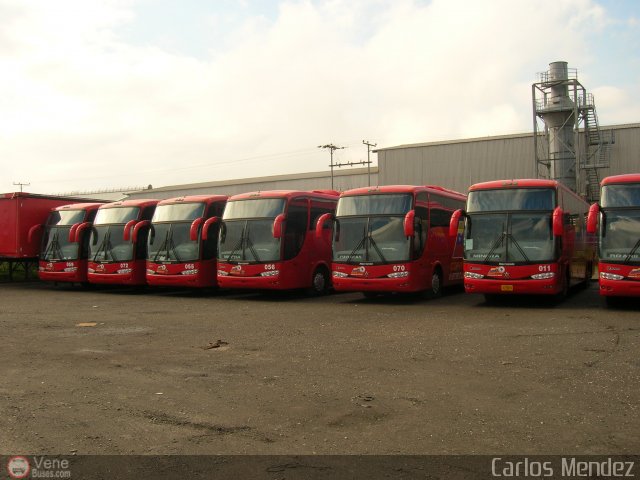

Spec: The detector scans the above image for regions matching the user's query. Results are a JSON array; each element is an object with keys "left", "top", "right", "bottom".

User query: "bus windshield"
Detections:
[
  {"left": 333, "top": 216, "right": 410, "bottom": 264},
  {"left": 89, "top": 225, "right": 133, "bottom": 262},
  {"left": 46, "top": 210, "right": 85, "bottom": 226},
  {"left": 218, "top": 219, "right": 281, "bottom": 262},
  {"left": 464, "top": 212, "right": 554, "bottom": 263},
  {"left": 148, "top": 223, "right": 199, "bottom": 262},
  {"left": 40, "top": 226, "right": 79, "bottom": 261},
  {"left": 601, "top": 185, "right": 640, "bottom": 208},
  {"left": 94, "top": 207, "right": 140, "bottom": 225},
  {"left": 336, "top": 194, "right": 412, "bottom": 216},
  {"left": 152, "top": 203, "right": 205, "bottom": 222},
  {"left": 467, "top": 188, "right": 555, "bottom": 212},
  {"left": 600, "top": 210, "right": 640, "bottom": 263},
  {"left": 223, "top": 199, "right": 285, "bottom": 220}
]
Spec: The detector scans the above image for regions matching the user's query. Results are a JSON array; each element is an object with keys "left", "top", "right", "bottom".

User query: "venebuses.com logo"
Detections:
[
  {"left": 6, "top": 456, "right": 71, "bottom": 479},
  {"left": 7, "top": 457, "right": 30, "bottom": 479}
]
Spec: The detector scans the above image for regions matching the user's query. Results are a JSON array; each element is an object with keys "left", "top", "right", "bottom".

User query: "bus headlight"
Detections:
[
  {"left": 600, "top": 272, "right": 623, "bottom": 280},
  {"left": 217, "top": 270, "right": 229, "bottom": 276},
  {"left": 387, "top": 271, "right": 409, "bottom": 278},
  {"left": 181, "top": 269, "right": 199, "bottom": 275},
  {"left": 117, "top": 268, "right": 133, "bottom": 274},
  {"left": 531, "top": 272, "right": 555, "bottom": 280},
  {"left": 146, "top": 269, "right": 155, "bottom": 275},
  {"left": 464, "top": 272, "right": 484, "bottom": 279},
  {"left": 332, "top": 271, "right": 348, "bottom": 278},
  {"left": 260, "top": 270, "right": 279, "bottom": 277},
  {"left": 63, "top": 267, "right": 78, "bottom": 272}
]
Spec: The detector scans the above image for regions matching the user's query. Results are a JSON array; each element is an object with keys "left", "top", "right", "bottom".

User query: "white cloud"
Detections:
[{"left": 0, "top": 0, "right": 637, "bottom": 193}]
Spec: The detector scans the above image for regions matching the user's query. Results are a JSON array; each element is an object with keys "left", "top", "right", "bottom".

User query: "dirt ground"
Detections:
[{"left": 0, "top": 281, "right": 638, "bottom": 455}]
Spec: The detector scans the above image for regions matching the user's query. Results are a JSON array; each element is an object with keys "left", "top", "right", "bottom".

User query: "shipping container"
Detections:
[{"left": 0, "top": 192, "right": 106, "bottom": 259}]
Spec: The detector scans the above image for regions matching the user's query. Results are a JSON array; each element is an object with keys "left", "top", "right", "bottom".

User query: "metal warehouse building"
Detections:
[
  {"left": 376, "top": 123, "right": 640, "bottom": 194},
  {"left": 125, "top": 123, "right": 638, "bottom": 200}
]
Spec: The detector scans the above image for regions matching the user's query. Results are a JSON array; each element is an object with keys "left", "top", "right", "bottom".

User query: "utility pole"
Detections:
[
  {"left": 13, "top": 181, "right": 30, "bottom": 192},
  {"left": 318, "top": 144, "right": 345, "bottom": 190},
  {"left": 362, "top": 140, "right": 377, "bottom": 187}
]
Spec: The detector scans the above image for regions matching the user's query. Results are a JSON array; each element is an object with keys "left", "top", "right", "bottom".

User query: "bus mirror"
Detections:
[
  {"left": 132, "top": 220, "right": 151, "bottom": 243},
  {"left": 315, "top": 213, "right": 333, "bottom": 241},
  {"left": 201, "top": 217, "right": 220, "bottom": 241},
  {"left": 123, "top": 220, "right": 137, "bottom": 242},
  {"left": 553, "top": 207, "right": 564, "bottom": 237},
  {"left": 69, "top": 223, "right": 81, "bottom": 242},
  {"left": 28, "top": 224, "right": 43, "bottom": 244},
  {"left": 273, "top": 214, "right": 285, "bottom": 239},
  {"left": 403, "top": 210, "right": 415, "bottom": 237},
  {"left": 449, "top": 209, "right": 464, "bottom": 238},
  {"left": 71, "top": 222, "right": 92, "bottom": 243},
  {"left": 586, "top": 204, "right": 599, "bottom": 234},
  {"left": 190, "top": 217, "right": 204, "bottom": 241},
  {"left": 148, "top": 225, "right": 156, "bottom": 245}
]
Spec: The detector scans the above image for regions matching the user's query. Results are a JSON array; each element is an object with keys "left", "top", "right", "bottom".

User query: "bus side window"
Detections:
[
  {"left": 414, "top": 206, "right": 428, "bottom": 257},
  {"left": 429, "top": 209, "right": 450, "bottom": 228},
  {"left": 135, "top": 224, "right": 151, "bottom": 260},
  {"left": 283, "top": 199, "right": 308, "bottom": 260},
  {"left": 309, "top": 200, "right": 336, "bottom": 231}
]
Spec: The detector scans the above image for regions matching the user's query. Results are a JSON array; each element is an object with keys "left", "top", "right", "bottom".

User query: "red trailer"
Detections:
[
  {"left": 0, "top": 192, "right": 102, "bottom": 280},
  {"left": 38, "top": 203, "right": 105, "bottom": 284}
]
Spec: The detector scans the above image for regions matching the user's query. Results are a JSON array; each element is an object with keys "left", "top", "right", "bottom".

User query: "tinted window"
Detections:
[
  {"left": 467, "top": 189, "right": 555, "bottom": 212},
  {"left": 153, "top": 203, "right": 205, "bottom": 222},
  {"left": 223, "top": 199, "right": 286, "bottom": 219},
  {"left": 601, "top": 184, "right": 640, "bottom": 208},
  {"left": 46, "top": 210, "right": 85, "bottom": 226},
  {"left": 336, "top": 194, "right": 412, "bottom": 216},
  {"left": 283, "top": 199, "right": 308, "bottom": 260}
]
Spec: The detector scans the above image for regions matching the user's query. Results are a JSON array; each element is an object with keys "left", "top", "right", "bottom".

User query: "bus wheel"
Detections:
[
  {"left": 428, "top": 268, "right": 443, "bottom": 299},
  {"left": 308, "top": 267, "right": 329, "bottom": 296}
]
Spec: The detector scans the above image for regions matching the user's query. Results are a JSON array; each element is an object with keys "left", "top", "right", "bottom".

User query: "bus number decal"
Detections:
[
  {"left": 393, "top": 265, "right": 405, "bottom": 272},
  {"left": 265, "top": 264, "right": 276, "bottom": 270},
  {"left": 538, "top": 265, "right": 551, "bottom": 272}
]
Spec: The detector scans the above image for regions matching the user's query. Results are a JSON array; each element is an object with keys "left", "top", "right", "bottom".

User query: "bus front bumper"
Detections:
[
  {"left": 464, "top": 278, "right": 560, "bottom": 295},
  {"left": 599, "top": 278, "right": 640, "bottom": 297},
  {"left": 332, "top": 276, "right": 417, "bottom": 293}
]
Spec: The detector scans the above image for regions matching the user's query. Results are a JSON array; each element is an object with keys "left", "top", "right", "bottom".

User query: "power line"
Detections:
[
  {"left": 362, "top": 140, "right": 377, "bottom": 187},
  {"left": 317, "top": 144, "right": 345, "bottom": 190},
  {"left": 13, "top": 181, "right": 30, "bottom": 192}
]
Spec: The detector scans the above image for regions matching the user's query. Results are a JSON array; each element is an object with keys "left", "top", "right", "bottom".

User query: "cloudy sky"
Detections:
[{"left": 1, "top": 0, "right": 638, "bottom": 194}]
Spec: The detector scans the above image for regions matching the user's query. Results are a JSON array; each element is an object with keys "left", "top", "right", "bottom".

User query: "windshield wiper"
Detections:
[
  {"left": 92, "top": 230, "right": 109, "bottom": 262},
  {"left": 167, "top": 234, "right": 183, "bottom": 263},
  {"left": 624, "top": 237, "right": 640, "bottom": 263},
  {"left": 483, "top": 232, "right": 505, "bottom": 262},
  {"left": 153, "top": 231, "right": 170, "bottom": 262},
  {"left": 507, "top": 234, "right": 530, "bottom": 262},
  {"left": 346, "top": 226, "right": 367, "bottom": 263},
  {"left": 244, "top": 224, "right": 261, "bottom": 262},
  {"left": 41, "top": 230, "right": 59, "bottom": 260},
  {"left": 368, "top": 236, "right": 388, "bottom": 263},
  {"left": 225, "top": 222, "right": 247, "bottom": 262}
]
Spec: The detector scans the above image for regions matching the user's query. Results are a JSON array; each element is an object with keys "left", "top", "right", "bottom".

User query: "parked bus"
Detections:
[
  {"left": 217, "top": 190, "right": 339, "bottom": 293},
  {"left": 586, "top": 174, "right": 640, "bottom": 303},
  {"left": 327, "top": 185, "right": 466, "bottom": 298},
  {"left": 146, "top": 195, "right": 227, "bottom": 288},
  {"left": 451, "top": 179, "right": 595, "bottom": 300},
  {"left": 38, "top": 203, "right": 105, "bottom": 284},
  {"left": 87, "top": 199, "right": 158, "bottom": 286}
]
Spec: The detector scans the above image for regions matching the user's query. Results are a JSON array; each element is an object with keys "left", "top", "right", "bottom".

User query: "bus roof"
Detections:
[
  {"left": 98, "top": 199, "right": 159, "bottom": 209},
  {"left": 469, "top": 179, "right": 560, "bottom": 191},
  {"left": 341, "top": 185, "right": 466, "bottom": 200},
  {"left": 227, "top": 190, "right": 340, "bottom": 201},
  {"left": 52, "top": 202, "right": 105, "bottom": 212},
  {"left": 157, "top": 194, "right": 228, "bottom": 206},
  {"left": 601, "top": 174, "right": 640, "bottom": 186},
  {"left": 470, "top": 178, "right": 589, "bottom": 205}
]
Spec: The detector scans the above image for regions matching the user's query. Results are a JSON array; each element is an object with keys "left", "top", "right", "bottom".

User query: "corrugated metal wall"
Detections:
[
  {"left": 126, "top": 168, "right": 379, "bottom": 200},
  {"left": 378, "top": 124, "right": 639, "bottom": 193}
]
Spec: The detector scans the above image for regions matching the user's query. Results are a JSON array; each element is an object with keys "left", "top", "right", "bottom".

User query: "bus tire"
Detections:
[
  {"left": 308, "top": 267, "right": 329, "bottom": 296},
  {"left": 427, "top": 267, "right": 443, "bottom": 299}
]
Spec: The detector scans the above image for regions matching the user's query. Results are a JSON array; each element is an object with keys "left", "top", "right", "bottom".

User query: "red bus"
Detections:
[
  {"left": 451, "top": 179, "right": 595, "bottom": 300},
  {"left": 87, "top": 199, "right": 158, "bottom": 286},
  {"left": 328, "top": 185, "right": 466, "bottom": 298},
  {"left": 217, "top": 190, "right": 339, "bottom": 293},
  {"left": 38, "top": 203, "right": 105, "bottom": 284},
  {"left": 586, "top": 174, "right": 640, "bottom": 303},
  {"left": 146, "top": 195, "right": 227, "bottom": 288}
]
